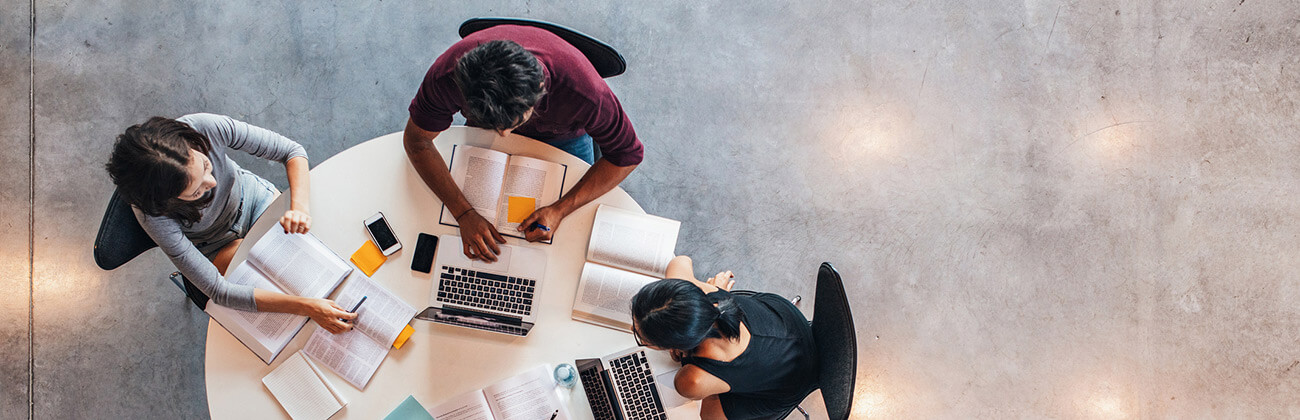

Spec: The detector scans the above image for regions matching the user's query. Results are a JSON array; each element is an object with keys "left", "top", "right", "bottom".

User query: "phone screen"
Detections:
[{"left": 367, "top": 218, "right": 399, "bottom": 250}]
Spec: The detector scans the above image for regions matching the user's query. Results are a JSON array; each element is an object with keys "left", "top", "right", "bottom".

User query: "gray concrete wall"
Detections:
[{"left": 7, "top": 0, "right": 1300, "bottom": 418}]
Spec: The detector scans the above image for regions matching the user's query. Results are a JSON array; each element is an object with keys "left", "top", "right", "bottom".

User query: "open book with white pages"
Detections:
[
  {"left": 438, "top": 144, "right": 568, "bottom": 243},
  {"left": 303, "top": 273, "right": 418, "bottom": 389},
  {"left": 572, "top": 205, "right": 681, "bottom": 332},
  {"left": 428, "top": 365, "right": 571, "bottom": 420},
  {"left": 262, "top": 350, "right": 347, "bottom": 420},
  {"left": 205, "top": 227, "right": 353, "bottom": 364}
]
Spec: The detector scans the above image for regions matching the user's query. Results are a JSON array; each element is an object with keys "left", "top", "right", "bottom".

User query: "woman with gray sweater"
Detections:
[{"left": 106, "top": 113, "right": 354, "bottom": 333}]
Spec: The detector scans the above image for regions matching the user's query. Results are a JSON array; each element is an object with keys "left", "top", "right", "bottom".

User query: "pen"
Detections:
[
  {"left": 550, "top": 409, "right": 558, "bottom": 420},
  {"left": 528, "top": 222, "right": 551, "bottom": 232},
  {"left": 343, "top": 296, "right": 368, "bottom": 323}
]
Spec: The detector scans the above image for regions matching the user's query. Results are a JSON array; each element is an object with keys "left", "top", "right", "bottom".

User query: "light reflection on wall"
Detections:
[
  {"left": 1069, "top": 117, "right": 1151, "bottom": 163},
  {"left": 822, "top": 98, "right": 914, "bottom": 169},
  {"left": 851, "top": 390, "right": 888, "bottom": 418}
]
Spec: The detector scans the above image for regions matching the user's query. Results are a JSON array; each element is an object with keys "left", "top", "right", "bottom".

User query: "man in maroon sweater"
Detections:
[{"left": 404, "top": 25, "right": 644, "bottom": 262}]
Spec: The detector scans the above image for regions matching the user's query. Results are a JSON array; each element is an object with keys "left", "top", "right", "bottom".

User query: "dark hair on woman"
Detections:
[
  {"left": 105, "top": 117, "right": 213, "bottom": 226},
  {"left": 452, "top": 40, "right": 546, "bottom": 131},
  {"left": 631, "top": 279, "right": 745, "bottom": 351}
]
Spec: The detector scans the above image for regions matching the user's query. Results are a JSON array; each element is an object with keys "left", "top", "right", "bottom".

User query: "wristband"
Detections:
[{"left": 455, "top": 208, "right": 474, "bottom": 220}]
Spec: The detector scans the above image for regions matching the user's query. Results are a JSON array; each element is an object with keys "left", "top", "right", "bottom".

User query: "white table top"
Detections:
[{"left": 204, "top": 127, "right": 698, "bottom": 419}]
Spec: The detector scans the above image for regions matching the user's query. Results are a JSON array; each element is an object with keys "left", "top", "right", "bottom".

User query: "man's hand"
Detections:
[
  {"left": 458, "top": 210, "right": 506, "bottom": 262},
  {"left": 517, "top": 204, "right": 566, "bottom": 242}
]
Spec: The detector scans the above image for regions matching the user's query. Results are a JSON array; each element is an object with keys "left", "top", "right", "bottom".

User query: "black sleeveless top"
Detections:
[{"left": 680, "top": 290, "right": 818, "bottom": 415}]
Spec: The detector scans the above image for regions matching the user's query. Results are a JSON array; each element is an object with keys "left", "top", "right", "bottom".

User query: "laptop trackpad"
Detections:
[{"left": 472, "top": 245, "right": 513, "bottom": 271}]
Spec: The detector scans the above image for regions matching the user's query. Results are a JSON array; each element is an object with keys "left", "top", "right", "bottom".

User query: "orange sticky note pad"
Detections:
[
  {"left": 392, "top": 324, "right": 415, "bottom": 349},
  {"left": 506, "top": 196, "right": 536, "bottom": 223},
  {"left": 350, "top": 240, "right": 387, "bottom": 276}
]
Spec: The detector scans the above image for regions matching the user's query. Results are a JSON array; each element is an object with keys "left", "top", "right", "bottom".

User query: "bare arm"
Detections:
[
  {"left": 402, "top": 118, "right": 507, "bottom": 261},
  {"left": 518, "top": 159, "right": 638, "bottom": 242},
  {"left": 253, "top": 289, "right": 356, "bottom": 334},
  {"left": 279, "top": 156, "right": 312, "bottom": 233}
]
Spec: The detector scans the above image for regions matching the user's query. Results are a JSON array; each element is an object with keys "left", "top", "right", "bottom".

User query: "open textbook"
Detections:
[
  {"left": 206, "top": 228, "right": 353, "bottom": 364},
  {"left": 572, "top": 205, "right": 682, "bottom": 331},
  {"left": 438, "top": 144, "right": 568, "bottom": 242},
  {"left": 262, "top": 350, "right": 347, "bottom": 420},
  {"left": 303, "top": 274, "right": 418, "bottom": 389},
  {"left": 429, "top": 365, "right": 570, "bottom": 420}
]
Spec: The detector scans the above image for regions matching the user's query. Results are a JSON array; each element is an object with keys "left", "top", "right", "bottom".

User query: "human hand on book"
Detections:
[
  {"left": 303, "top": 298, "right": 356, "bottom": 334},
  {"left": 706, "top": 271, "right": 735, "bottom": 291},
  {"left": 458, "top": 210, "right": 506, "bottom": 262},
  {"left": 280, "top": 209, "right": 312, "bottom": 234},
  {"left": 517, "top": 204, "right": 565, "bottom": 242}
]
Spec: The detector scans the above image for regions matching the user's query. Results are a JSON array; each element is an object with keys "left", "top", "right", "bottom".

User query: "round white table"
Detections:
[{"left": 204, "top": 127, "right": 698, "bottom": 419}]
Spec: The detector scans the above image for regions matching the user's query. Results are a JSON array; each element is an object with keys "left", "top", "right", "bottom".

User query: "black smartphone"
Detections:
[{"left": 411, "top": 233, "right": 438, "bottom": 273}]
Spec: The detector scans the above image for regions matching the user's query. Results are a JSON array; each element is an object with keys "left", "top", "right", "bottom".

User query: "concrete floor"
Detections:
[{"left": 3, "top": 0, "right": 1300, "bottom": 418}]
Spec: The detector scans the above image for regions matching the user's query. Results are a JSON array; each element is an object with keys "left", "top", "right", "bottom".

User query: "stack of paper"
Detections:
[{"left": 262, "top": 351, "right": 347, "bottom": 420}]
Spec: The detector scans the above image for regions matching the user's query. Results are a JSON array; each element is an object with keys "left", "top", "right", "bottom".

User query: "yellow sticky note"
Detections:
[
  {"left": 392, "top": 324, "right": 415, "bottom": 349},
  {"left": 350, "top": 240, "right": 388, "bottom": 277},
  {"left": 506, "top": 196, "right": 536, "bottom": 223}
]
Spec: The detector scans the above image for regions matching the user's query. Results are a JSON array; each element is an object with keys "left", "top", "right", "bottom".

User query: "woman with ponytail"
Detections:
[
  {"left": 631, "top": 256, "right": 818, "bottom": 420},
  {"left": 106, "top": 113, "right": 356, "bottom": 334}
]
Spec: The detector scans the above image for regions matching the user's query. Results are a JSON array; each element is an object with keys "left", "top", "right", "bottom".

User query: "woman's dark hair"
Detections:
[
  {"left": 631, "top": 279, "right": 745, "bottom": 351},
  {"left": 105, "top": 117, "right": 213, "bottom": 226},
  {"left": 453, "top": 40, "right": 546, "bottom": 131}
]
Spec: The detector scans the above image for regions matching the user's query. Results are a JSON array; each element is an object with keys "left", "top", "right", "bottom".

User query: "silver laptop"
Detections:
[
  {"left": 415, "top": 235, "right": 547, "bottom": 336},
  {"left": 576, "top": 347, "right": 669, "bottom": 420}
]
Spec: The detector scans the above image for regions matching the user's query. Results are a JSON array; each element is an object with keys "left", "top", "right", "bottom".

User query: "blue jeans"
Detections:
[
  {"left": 196, "top": 170, "right": 280, "bottom": 257},
  {"left": 550, "top": 133, "right": 595, "bottom": 165}
]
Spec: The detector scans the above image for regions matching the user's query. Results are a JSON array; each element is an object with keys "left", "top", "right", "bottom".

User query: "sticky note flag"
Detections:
[
  {"left": 506, "top": 196, "right": 537, "bottom": 223},
  {"left": 350, "top": 240, "right": 387, "bottom": 277},
  {"left": 392, "top": 324, "right": 415, "bottom": 349}
]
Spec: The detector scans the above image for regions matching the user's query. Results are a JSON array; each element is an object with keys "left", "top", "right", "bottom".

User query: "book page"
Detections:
[
  {"left": 494, "top": 154, "right": 566, "bottom": 233},
  {"left": 247, "top": 228, "right": 351, "bottom": 297},
  {"left": 574, "top": 262, "right": 658, "bottom": 331},
  {"left": 447, "top": 144, "right": 509, "bottom": 223},
  {"left": 220, "top": 263, "right": 304, "bottom": 343},
  {"left": 483, "top": 365, "right": 569, "bottom": 420},
  {"left": 429, "top": 389, "right": 495, "bottom": 420},
  {"left": 333, "top": 273, "right": 418, "bottom": 346},
  {"left": 302, "top": 325, "right": 389, "bottom": 389},
  {"left": 262, "top": 352, "right": 345, "bottom": 420},
  {"left": 586, "top": 205, "right": 682, "bottom": 277}
]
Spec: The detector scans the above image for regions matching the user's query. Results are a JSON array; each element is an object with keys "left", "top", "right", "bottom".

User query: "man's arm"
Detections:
[
  {"left": 402, "top": 118, "right": 506, "bottom": 261},
  {"left": 517, "top": 158, "right": 637, "bottom": 242}
]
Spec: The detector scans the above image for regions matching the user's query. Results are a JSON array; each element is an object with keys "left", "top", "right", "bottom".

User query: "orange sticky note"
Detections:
[
  {"left": 506, "top": 196, "right": 536, "bottom": 223},
  {"left": 392, "top": 324, "right": 415, "bottom": 349},
  {"left": 350, "top": 240, "right": 387, "bottom": 276}
]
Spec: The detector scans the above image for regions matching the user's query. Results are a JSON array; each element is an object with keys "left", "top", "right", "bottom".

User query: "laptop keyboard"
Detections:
[
  {"left": 438, "top": 266, "right": 536, "bottom": 316},
  {"left": 610, "top": 351, "right": 667, "bottom": 420},
  {"left": 579, "top": 366, "right": 619, "bottom": 420}
]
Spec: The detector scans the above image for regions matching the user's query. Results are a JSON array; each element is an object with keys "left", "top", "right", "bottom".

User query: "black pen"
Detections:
[
  {"left": 549, "top": 409, "right": 558, "bottom": 420},
  {"left": 343, "top": 296, "right": 368, "bottom": 323}
]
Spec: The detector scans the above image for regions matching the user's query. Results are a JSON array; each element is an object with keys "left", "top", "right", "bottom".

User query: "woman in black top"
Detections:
[{"left": 631, "top": 256, "right": 818, "bottom": 420}]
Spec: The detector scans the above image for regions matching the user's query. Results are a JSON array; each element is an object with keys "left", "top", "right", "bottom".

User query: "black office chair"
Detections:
[
  {"left": 458, "top": 17, "right": 627, "bottom": 78},
  {"left": 766, "top": 262, "right": 857, "bottom": 420},
  {"left": 93, "top": 190, "right": 157, "bottom": 270},
  {"left": 94, "top": 191, "right": 209, "bottom": 309}
]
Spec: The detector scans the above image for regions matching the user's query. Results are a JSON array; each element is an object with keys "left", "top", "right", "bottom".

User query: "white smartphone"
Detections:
[{"left": 364, "top": 212, "right": 402, "bottom": 256}]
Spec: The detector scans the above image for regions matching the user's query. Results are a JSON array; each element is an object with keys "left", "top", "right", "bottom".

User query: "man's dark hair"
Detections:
[
  {"left": 105, "top": 117, "right": 213, "bottom": 226},
  {"left": 453, "top": 40, "right": 545, "bottom": 131}
]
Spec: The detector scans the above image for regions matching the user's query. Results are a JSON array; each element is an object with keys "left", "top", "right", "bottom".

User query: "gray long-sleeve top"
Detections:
[{"left": 134, "top": 113, "right": 307, "bottom": 311}]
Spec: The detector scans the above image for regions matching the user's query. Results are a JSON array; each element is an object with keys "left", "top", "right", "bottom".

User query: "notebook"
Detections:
[
  {"left": 262, "top": 351, "right": 347, "bottom": 420},
  {"left": 438, "top": 144, "right": 568, "bottom": 242}
]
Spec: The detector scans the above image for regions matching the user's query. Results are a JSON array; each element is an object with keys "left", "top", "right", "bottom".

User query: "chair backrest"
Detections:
[
  {"left": 93, "top": 191, "right": 157, "bottom": 270},
  {"left": 812, "top": 262, "right": 857, "bottom": 420},
  {"left": 458, "top": 17, "right": 627, "bottom": 78}
]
